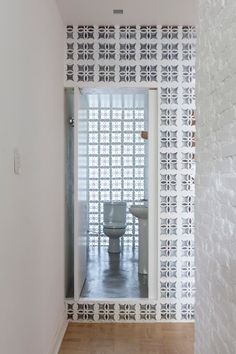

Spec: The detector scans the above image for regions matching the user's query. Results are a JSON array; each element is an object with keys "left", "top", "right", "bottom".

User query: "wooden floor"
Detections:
[{"left": 59, "top": 322, "right": 194, "bottom": 354}]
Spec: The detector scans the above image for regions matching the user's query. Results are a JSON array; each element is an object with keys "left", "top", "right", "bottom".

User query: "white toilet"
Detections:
[{"left": 103, "top": 201, "right": 127, "bottom": 253}]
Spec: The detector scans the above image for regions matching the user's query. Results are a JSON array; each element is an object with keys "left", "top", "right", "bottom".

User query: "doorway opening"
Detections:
[{"left": 65, "top": 87, "right": 159, "bottom": 300}]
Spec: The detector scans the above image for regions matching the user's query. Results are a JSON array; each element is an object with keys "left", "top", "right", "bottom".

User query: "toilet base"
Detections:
[{"left": 108, "top": 238, "right": 120, "bottom": 253}]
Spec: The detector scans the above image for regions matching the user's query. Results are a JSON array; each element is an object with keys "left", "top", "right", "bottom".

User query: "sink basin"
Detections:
[
  {"left": 129, "top": 204, "right": 148, "bottom": 275},
  {"left": 129, "top": 205, "right": 148, "bottom": 220}
]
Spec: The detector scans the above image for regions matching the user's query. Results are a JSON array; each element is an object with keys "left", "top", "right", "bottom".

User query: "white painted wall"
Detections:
[
  {"left": 0, "top": 1, "right": 65, "bottom": 354},
  {"left": 196, "top": 0, "right": 236, "bottom": 353}
]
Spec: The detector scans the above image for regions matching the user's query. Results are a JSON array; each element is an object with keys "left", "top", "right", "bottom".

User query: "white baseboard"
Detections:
[{"left": 50, "top": 311, "right": 68, "bottom": 354}]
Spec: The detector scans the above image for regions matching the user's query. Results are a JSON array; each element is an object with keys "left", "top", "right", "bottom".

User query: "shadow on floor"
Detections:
[{"left": 81, "top": 245, "right": 148, "bottom": 298}]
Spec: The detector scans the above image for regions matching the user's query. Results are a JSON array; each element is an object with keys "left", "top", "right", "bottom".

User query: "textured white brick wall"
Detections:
[{"left": 196, "top": 0, "right": 236, "bottom": 353}]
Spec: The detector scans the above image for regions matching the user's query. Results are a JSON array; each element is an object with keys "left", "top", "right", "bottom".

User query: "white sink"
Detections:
[
  {"left": 129, "top": 205, "right": 148, "bottom": 220},
  {"left": 129, "top": 204, "right": 148, "bottom": 275}
]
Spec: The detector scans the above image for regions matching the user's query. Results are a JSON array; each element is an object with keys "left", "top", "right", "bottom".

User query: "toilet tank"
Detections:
[{"left": 103, "top": 201, "right": 126, "bottom": 225}]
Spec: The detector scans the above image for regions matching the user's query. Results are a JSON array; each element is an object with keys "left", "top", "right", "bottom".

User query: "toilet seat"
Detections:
[{"left": 103, "top": 222, "right": 126, "bottom": 229}]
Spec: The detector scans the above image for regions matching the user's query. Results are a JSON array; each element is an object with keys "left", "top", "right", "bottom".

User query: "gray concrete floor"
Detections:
[{"left": 81, "top": 245, "right": 148, "bottom": 298}]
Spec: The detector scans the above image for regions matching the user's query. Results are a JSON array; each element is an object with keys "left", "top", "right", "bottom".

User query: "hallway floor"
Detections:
[
  {"left": 81, "top": 246, "right": 148, "bottom": 298},
  {"left": 59, "top": 322, "right": 194, "bottom": 354}
]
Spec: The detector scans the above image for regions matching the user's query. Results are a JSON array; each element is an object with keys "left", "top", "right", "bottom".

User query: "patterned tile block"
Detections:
[
  {"left": 98, "top": 304, "right": 115, "bottom": 321},
  {"left": 161, "top": 109, "right": 177, "bottom": 126},
  {"left": 119, "top": 304, "right": 136, "bottom": 320},
  {"left": 181, "top": 240, "right": 195, "bottom": 257},
  {"left": 119, "top": 65, "right": 136, "bottom": 82},
  {"left": 140, "top": 304, "right": 157, "bottom": 320},
  {"left": 161, "top": 87, "right": 178, "bottom": 105},
  {"left": 140, "top": 43, "right": 157, "bottom": 60},
  {"left": 160, "top": 173, "right": 177, "bottom": 191},
  {"left": 160, "top": 303, "right": 177, "bottom": 320},
  {"left": 160, "top": 260, "right": 177, "bottom": 278},
  {"left": 160, "top": 130, "right": 177, "bottom": 148},
  {"left": 161, "top": 26, "right": 178, "bottom": 40},
  {"left": 182, "top": 109, "right": 195, "bottom": 126},
  {"left": 181, "top": 260, "right": 195, "bottom": 278},
  {"left": 161, "top": 218, "right": 177, "bottom": 235},
  {"left": 67, "top": 302, "right": 74, "bottom": 320},
  {"left": 140, "top": 65, "right": 157, "bottom": 82},
  {"left": 182, "top": 26, "right": 196, "bottom": 40},
  {"left": 182, "top": 87, "right": 195, "bottom": 105},
  {"left": 120, "top": 43, "right": 136, "bottom": 60},
  {"left": 182, "top": 131, "right": 195, "bottom": 147},
  {"left": 78, "top": 64, "right": 94, "bottom": 82},
  {"left": 160, "top": 281, "right": 177, "bottom": 298},
  {"left": 161, "top": 65, "right": 178, "bottom": 82},
  {"left": 160, "top": 153, "right": 177, "bottom": 170},
  {"left": 140, "top": 25, "right": 158, "bottom": 39},
  {"left": 78, "top": 25, "right": 94, "bottom": 39},
  {"left": 120, "top": 26, "right": 136, "bottom": 39},
  {"left": 98, "top": 26, "right": 115, "bottom": 39},
  {"left": 66, "top": 64, "right": 74, "bottom": 81},
  {"left": 99, "top": 65, "right": 115, "bottom": 82},
  {"left": 182, "top": 196, "right": 194, "bottom": 213},
  {"left": 182, "top": 218, "right": 194, "bottom": 235},
  {"left": 182, "top": 152, "right": 195, "bottom": 170},
  {"left": 67, "top": 42, "right": 74, "bottom": 60},
  {"left": 99, "top": 43, "right": 116, "bottom": 60},
  {"left": 162, "top": 43, "right": 179, "bottom": 60},
  {"left": 66, "top": 25, "right": 74, "bottom": 39},
  {"left": 182, "top": 43, "right": 196, "bottom": 61},
  {"left": 181, "top": 174, "right": 194, "bottom": 191},
  {"left": 160, "top": 196, "right": 177, "bottom": 213},
  {"left": 181, "top": 303, "right": 195, "bottom": 320},
  {"left": 161, "top": 240, "right": 177, "bottom": 257},
  {"left": 182, "top": 65, "right": 195, "bottom": 83},
  {"left": 181, "top": 281, "right": 196, "bottom": 298},
  {"left": 77, "top": 304, "right": 95, "bottom": 321},
  {"left": 78, "top": 43, "right": 94, "bottom": 60}
]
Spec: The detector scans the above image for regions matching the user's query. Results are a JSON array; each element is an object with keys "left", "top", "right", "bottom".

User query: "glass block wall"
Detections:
[{"left": 81, "top": 90, "right": 148, "bottom": 246}]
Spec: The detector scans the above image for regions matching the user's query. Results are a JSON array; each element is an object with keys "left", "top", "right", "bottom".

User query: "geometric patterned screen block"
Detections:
[
  {"left": 80, "top": 90, "right": 148, "bottom": 246},
  {"left": 65, "top": 25, "right": 196, "bottom": 320}
]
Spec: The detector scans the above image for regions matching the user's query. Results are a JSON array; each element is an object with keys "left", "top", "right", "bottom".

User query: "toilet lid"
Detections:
[{"left": 103, "top": 222, "right": 126, "bottom": 229}]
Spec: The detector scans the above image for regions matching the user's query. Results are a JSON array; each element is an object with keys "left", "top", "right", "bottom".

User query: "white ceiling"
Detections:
[{"left": 56, "top": 0, "right": 197, "bottom": 26}]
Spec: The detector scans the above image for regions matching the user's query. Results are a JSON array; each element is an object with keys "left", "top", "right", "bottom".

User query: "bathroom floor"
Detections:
[{"left": 81, "top": 245, "right": 148, "bottom": 298}]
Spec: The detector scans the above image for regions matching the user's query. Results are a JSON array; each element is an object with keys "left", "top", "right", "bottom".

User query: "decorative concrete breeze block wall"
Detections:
[
  {"left": 196, "top": 0, "right": 236, "bottom": 352},
  {"left": 65, "top": 25, "right": 196, "bottom": 321}
]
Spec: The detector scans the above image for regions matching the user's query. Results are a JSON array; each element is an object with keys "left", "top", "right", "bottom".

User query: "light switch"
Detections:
[{"left": 14, "top": 148, "right": 21, "bottom": 175}]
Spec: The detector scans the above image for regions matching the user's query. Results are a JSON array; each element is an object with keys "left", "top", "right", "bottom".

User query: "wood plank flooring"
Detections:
[{"left": 59, "top": 322, "right": 194, "bottom": 354}]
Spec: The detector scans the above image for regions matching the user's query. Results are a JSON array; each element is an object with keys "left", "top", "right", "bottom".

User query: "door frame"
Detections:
[
  {"left": 148, "top": 88, "right": 160, "bottom": 300},
  {"left": 73, "top": 89, "right": 88, "bottom": 300},
  {"left": 73, "top": 86, "right": 160, "bottom": 301},
  {"left": 73, "top": 87, "right": 80, "bottom": 300}
]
